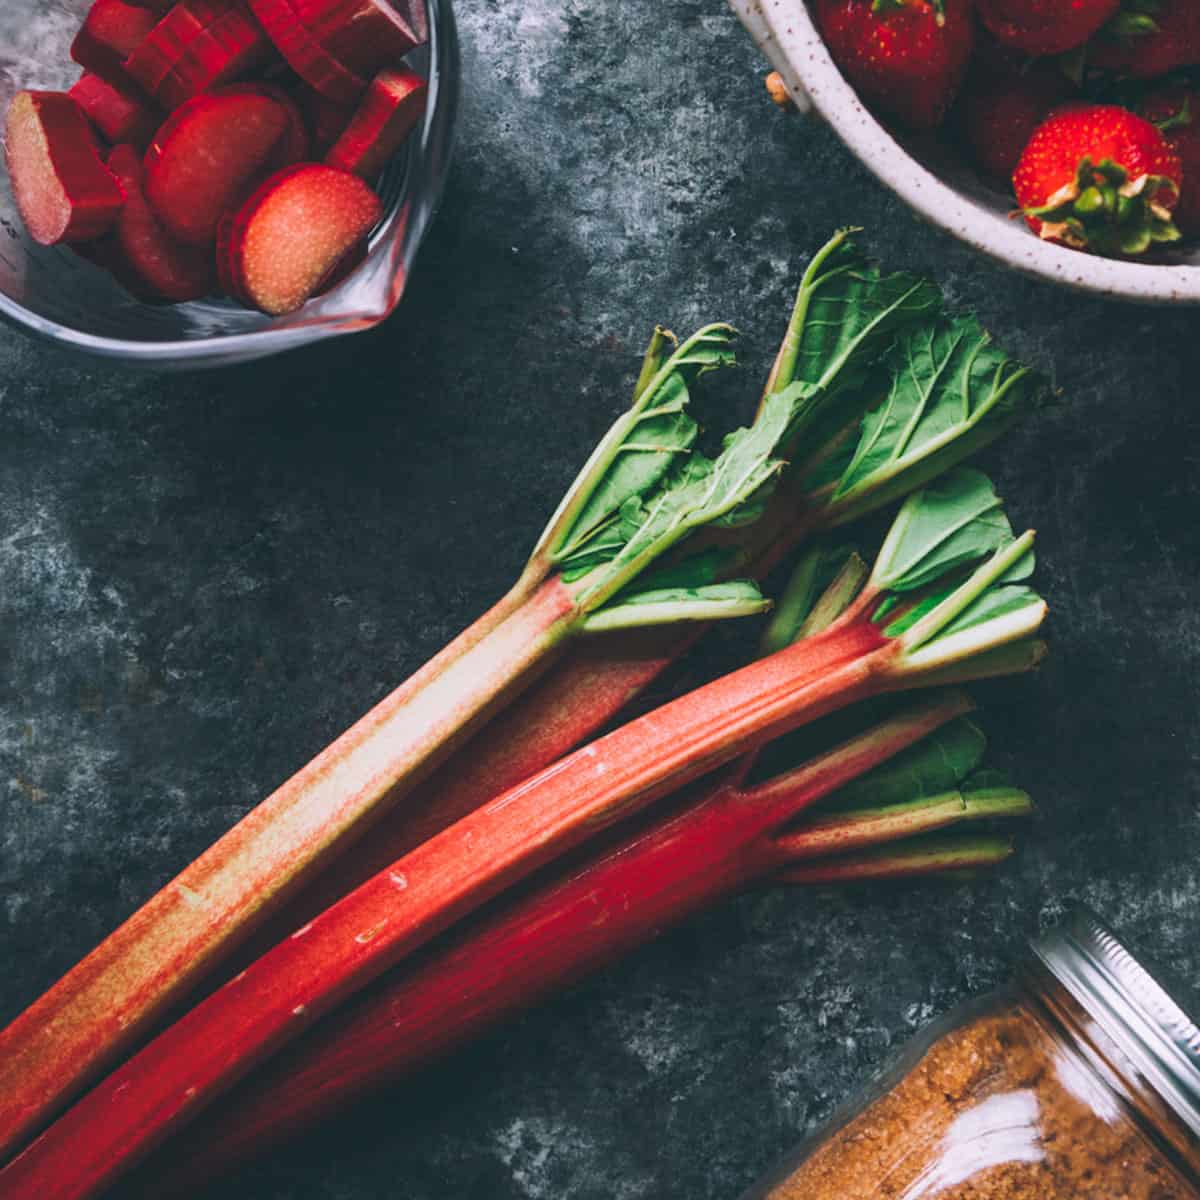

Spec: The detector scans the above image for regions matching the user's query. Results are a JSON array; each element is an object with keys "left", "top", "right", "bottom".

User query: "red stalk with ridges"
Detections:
[
  {"left": 1, "top": 607, "right": 897, "bottom": 1200},
  {"left": 68, "top": 73, "right": 160, "bottom": 149},
  {"left": 325, "top": 67, "right": 427, "bottom": 180},
  {"left": 247, "top": 0, "right": 368, "bottom": 103},
  {"left": 124, "top": 0, "right": 275, "bottom": 109},
  {"left": 136, "top": 692, "right": 1009, "bottom": 1194},
  {"left": 70, "top": 0, "right": 159, "bottom": 87}
]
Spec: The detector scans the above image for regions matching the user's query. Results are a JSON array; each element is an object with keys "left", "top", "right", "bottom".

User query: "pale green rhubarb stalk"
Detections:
[
  {"left": 0, "top": 468, "right": 1048, "bottom": 1200},
  {"left": 222, "top": 230, "right": 1047, "bottom": 980},
  {"left": 124, "top": 558, "right": 1031, "bottom": 1197}
]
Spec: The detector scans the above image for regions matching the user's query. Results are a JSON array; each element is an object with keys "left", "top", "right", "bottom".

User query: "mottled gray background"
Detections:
[{"left": 3, "top": 1, "right": 1200, "bottom": 1197}]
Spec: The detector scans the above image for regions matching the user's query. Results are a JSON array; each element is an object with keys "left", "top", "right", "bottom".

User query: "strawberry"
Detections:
[
  {"left": 1141, "top": 88, "right": 1200, "bottom": 236},
  {"left": 814, "top": 0, "right": 974, "bottom": 131},
  {"left": 960, "top": 57, "right": 1074, "bottom": 180},
  {"left": 1013, "top": 103, "right": 1182, "bottom": 256},
  {"left": 1089, "top": 0, "right": 1200, "bottom": 79},
  {"left": 976, "top": 0, "right": 1120, "bottom": 55}
]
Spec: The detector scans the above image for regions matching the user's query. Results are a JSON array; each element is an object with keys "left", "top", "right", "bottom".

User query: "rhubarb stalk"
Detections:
[
  {"left": 226, "top": 252, "right": 1049, "bottom": 979},
  {"left": 0, "top": 469, "right": 1048, "bottom": 1200},
  {"left": 129, "top": 697, "right": 1030, "bottom": 1196},
  {"left": 0, "top": 312, "right": 783, "bottom": 1155},
  {"left": 0, "top": 232, "right": 1045, "bottom": 1161}
]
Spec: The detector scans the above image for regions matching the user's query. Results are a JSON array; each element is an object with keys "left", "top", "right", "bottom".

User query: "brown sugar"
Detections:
[{"left": 764, "top": 1004, "right": 1197, "bottom": 1199}]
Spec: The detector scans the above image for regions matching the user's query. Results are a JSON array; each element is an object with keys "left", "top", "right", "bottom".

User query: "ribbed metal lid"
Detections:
[{"left": 1030, "top": 905, "right": 1200, "bottom": 1139}]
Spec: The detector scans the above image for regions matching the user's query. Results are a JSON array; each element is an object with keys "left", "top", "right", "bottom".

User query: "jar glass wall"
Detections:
[{"left": 742, "top": 909, "right": 1200, "bottom": 1200}]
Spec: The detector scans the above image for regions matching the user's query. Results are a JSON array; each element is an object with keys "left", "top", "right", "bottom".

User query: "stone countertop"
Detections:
[{"left": 3, "top": 2, "right": 1200, "bottom": 1197}]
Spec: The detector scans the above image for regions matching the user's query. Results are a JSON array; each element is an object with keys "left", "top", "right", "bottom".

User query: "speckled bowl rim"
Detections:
[{"left": 731, "top": 0, "right": 1200, "bottom": 305}]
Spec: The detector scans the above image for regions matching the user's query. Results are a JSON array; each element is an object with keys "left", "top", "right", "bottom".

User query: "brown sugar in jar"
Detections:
[{"left": 742, "top": 908, "right": 1200, "bottom": 1200}]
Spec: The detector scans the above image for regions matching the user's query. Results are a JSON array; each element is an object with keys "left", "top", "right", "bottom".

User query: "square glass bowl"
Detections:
[{"left": 0, "top": 0, "right": 459, "bottom": 367}]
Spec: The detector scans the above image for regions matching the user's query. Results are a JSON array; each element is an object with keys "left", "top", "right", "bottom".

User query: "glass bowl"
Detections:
[{"left": 0, "top": 0, "right": 459, "bottom": 368}]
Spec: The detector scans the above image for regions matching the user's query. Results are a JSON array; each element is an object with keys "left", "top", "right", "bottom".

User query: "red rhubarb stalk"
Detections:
[
  {"left": 0, "top": 306, "right": 793, "bottom": 1157},
  {"left": 136, "top": 694, "right": 1028, "bottom": 1194},
  {"left": 0, "top": 234, "right": 1045, "bottom": 1162},
  {"left": 227, "top": 625, "right": 697, "bottom": 972},
  {"left": 0, "top": 472, "right": 1047, "bottom": 1200}
]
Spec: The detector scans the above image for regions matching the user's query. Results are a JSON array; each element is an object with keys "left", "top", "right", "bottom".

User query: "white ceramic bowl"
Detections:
[{"left": 731, "top": 0, "right": 1200, "bottom": 304}]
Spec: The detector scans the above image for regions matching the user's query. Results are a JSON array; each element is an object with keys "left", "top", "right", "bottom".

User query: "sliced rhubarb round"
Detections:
[
  {"left": 143, "top": 86, "right": 292, "bottom": 245},
  {"left": 4, "top": 91, "right": 125, "bottom": 245},
  {"left": 246, "top": 0, "right": 368, "bottom": 103},
  {"left": 70, "top": 0, "right": 160, "bottom": 87},
  {"left": 68, "top": 73, "right": 160, "bottom": 149},
  {"left": 218, "top": 163, "right": 382, "bottom": 314},
  {"left": 325, "top": 67, "right": 426, "bottom": 180},
  {"left": 108, "top": 144, "right": 214, "bottom": 301},
  {"left": 124, "top": 0, "right": 275, "bottom": 110},
  {"left": 244, "top": 83, "right": 312, "bottom": 168}
]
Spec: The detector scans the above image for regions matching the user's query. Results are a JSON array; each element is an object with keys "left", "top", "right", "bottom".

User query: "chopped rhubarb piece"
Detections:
[
  {"left": 124, "top": 0, "right": 275, "bottom": 110},
  {"left": 287, "top": 0, "right": 425, "bottom": 76},
  {"left": 313, "top": 237, "right": 367, "bottom": 293},
  {"left": 68, "top": 73, "right": 160, "bottom": 149},
  {"left": 247, "top": 0, "right": 367, "bottom": 103},
  {"left": 293, "top": 83, "right": 353, "bottom": 153},
  {"left": 218, "top": 163, "right": 382, "bottom": 313},
  {"left": 108, "top": 144, "right": 213, "bottom": 301},
  {"left": 71, "top": 0, "right": 159, "bottom": 86},
  {"left": 71, "top": 235, "right": 158, "bottom": 297},
  {"left": 143, "top": 86, "right": 292, "bottom": 245},
  {"left": 4, "top": 91, "right": 125, "bottom": 245},
  {"left": 246, "top": 83, "right": 311, "bottom": 167},
  {"left": 325, "top": 67, "right": 425, "bottom": 179}
]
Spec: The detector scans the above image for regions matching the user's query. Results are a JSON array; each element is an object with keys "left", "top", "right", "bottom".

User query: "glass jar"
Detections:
[{"left": 742, "top": 907, "right": 1200, "bottom": 1199}]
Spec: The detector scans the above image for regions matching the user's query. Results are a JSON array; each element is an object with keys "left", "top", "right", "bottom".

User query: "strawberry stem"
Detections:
[{"left": 1025, "top": 156, "right": 1181, "bottom": 257}]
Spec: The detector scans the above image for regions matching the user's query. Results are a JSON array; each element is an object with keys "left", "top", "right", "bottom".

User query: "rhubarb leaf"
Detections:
[
  {"left": 565, "top": 385, "right": 698, "bottom": 547},
  {"left": 829, "top": 316, "right": 1038, "bottom": 502},
  {"left": 581, "top": 581, "right": 770, "bottom": 632},
  {"left": 821, "top": 716, "right": 987, "bottom": 810},
  {"left": 937, "top": 584, "right": 1043, "bottom": 640},
  {"left": 770, "top": 230, "right": 941, "bottom": 403},
  {"left": 565, "top": 388, "right": 806, "bottom": 608},
  {"left": 760, "top": 545, "right": 863, "bottom": 655},
  {"left": 870, "top": 469, "right": 1015, "bottom": 594},
  {"left": 533, "top": 324, "right": 738, "bottom": 566},
  {"left": 795, "top": 316, "right": 1048, "bottom": 534}
]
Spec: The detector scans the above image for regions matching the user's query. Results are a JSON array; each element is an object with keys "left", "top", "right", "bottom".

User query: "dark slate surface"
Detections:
[{"left": 3, "top": 2, "right": 1200, "bottom": 1197}]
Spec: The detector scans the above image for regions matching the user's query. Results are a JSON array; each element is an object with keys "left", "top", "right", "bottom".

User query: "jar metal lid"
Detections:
[{"left": 1030, "top": 905, "right": 1200, "bottom": 1139}]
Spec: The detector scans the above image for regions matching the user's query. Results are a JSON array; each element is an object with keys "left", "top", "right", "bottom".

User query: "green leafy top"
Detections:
[
  {"left": 766, "top": 228, "right": 941, "bottom": 410},
  {"left": 800, "top": 315, "right": 1046, "bottom": 530},
  {"left": 824, "top": 716, "right": 986, "bottom": 811},
  {"left": 867, "top": 469, "right": 1045, "bottom": 672},
  {"left": 522, "top": 231, "right": 1043, "bottom": 639}
]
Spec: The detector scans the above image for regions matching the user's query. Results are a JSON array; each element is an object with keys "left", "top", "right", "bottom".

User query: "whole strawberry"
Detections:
[
  {"left": 1141, "top": 88, "right": 1200, "bottom": 236},
  {"left": 815, "top": 0, "right": 974, "bottom": 131},
  {"left": 1089, "top": 0, "right": 1200, "bottom": 78},
  {"left": 961, "top": 58, "right": 1074, "bottom": 180},
  {"left": 977, "top": 0, "right": 1120, "bottom": 55},
  {"left": 1013, "top": 104, "right": 1182, "bottom": 256}
]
